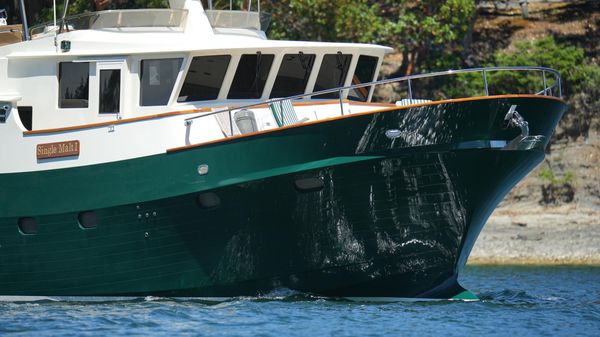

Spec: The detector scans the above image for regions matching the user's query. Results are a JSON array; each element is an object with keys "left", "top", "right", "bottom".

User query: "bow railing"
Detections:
[{"left": 183, "top": 66, "right": 562, "bottom": 136}]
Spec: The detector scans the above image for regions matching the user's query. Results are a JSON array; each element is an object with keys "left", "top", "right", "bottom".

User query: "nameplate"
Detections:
[{"left": 37, "top": 140, "right": 80, "bottom": 160}]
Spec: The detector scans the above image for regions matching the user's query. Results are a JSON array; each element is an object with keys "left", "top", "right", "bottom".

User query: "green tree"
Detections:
[
  {"left": 264, "top": 0, "right": 476, "bottom": 75},
  {"left": 263, "top": 0, "right": 383, "bottom": 44},
  {"left": 382, "top": 0, "right": 476, "bottom": 76},
  {"left": 36, "top": 0, "right": 168, "bottom": 25},
  {"left": 491, "top": 37, "right": 600, "bottom": 140}
]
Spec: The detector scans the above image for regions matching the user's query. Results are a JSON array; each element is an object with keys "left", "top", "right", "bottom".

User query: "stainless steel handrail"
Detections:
[{"left": 183, "top": 66, "right": 562, "bottom": 135}]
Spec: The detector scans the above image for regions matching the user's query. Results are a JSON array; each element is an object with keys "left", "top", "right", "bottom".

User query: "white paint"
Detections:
[{"left": 0, "top": 0, "right": 391, "bottom": 174}]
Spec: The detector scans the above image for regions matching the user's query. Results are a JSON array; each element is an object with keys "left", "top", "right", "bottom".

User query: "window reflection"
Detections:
[
  {"left": 59, "top": 62, "right": 89, "bottom": 109},
  {"left": 99, "top": 69, "right": 120, "bottom": 114},
  {"left": 228, "top": 53, "right": 274, "bottom": 99}
]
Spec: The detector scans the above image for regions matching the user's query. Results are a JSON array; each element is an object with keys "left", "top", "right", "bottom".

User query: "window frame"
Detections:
[
  {"left": 58, "top": 61, "right": 91, "bottom": 110},
  {"left": 227, "top": 52, "right": 275, "bottom": 100},
  {"left": 269, "top": 52, "right": 316, "bottom": 99},
  {"left": 177, "top": 54, "right": 232, "bottom": 103},
  {"left": 312, "top": 53, "right": 353, "bottom": 99},
  {"left": 95, "top": 60, "right": 125, "bottom": 116},
  {"left": 140, "top": 57, "right": 184, "bottom": 107}
]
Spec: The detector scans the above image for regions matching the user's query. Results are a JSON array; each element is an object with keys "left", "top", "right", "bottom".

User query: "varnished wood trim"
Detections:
[
  {"left": 24, "top": 94, "right": 564, "bottom": 137},
  {"left": 167, "top": 94, "right": 565, "bottom": 153},
  {"left": 22, "top": 99, "right": 348, "bottom": 136},
  {"left": 248, "top": 99, "right": 349, "bottom": 110},
  {"left": 23, "top": 107, "right": 215, "bottom": 136},
  {"left": 349, "top": 102, "right": 396, "bottom": 108}
]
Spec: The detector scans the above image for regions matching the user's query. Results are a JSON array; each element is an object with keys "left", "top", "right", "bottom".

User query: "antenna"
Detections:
[{"left": 53, "top": 0, "right": 57, "bottom": 47}]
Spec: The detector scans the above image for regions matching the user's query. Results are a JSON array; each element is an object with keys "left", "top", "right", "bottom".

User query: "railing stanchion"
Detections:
[
  {"left": 558, "top": 75, "right": 562, "bottom": 98},
  {"left": 339, "top": 90, "right": 344, "bottom": 116},
  {"left": 181, "top": 66, "right": 563, "bottom": 132},
  {"left": 483, "top": 69, "right": 489, "bottom": 96},
  {"left": 229, "top": 109, "right": 233, "bottom": 136},
  {"left": 542, "top": 70, "right": 548, "bottom": 96}
]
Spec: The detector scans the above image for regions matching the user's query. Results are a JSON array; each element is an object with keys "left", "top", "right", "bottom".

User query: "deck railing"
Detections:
[
  {"left": 183, "top": 66, "right": 562, "bottom": 137},
  {"left": 30, "top": 9, "right": 188, "bottom": 37}
]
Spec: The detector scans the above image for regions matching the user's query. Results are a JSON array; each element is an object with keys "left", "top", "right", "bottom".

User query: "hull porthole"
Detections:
[
  {"left": 294, "top": 178, "right": 324, "bottom": 193},
  {"left": 18, "top": 217, "right": 38, "bottom": 235},
  {"left": 197, "top": 192, "right": 221, "bottom": 209},
  {"left": 78, "top": 211, "right": 98, "bottom": 229}
]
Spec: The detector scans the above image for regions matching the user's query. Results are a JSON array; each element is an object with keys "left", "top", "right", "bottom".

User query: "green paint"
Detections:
[
  {"left": 451, "top": 290, "right": 479, "bottom": 301},
  {"left": 0, "top": 97, "right": 566, "bottom": 298}
]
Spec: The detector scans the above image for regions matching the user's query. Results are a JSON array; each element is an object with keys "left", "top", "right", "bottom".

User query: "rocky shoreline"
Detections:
[
  {"left": 468, "top": 203, "right": 600, "bottom": 265},
  {"left": 468, "top": 126, "right": 600, "bottom": 266}
]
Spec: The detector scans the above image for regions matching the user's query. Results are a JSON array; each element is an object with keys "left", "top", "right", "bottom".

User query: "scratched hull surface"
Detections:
[{"left": 0, "top": 97, "right": 565, "bottom": 298}]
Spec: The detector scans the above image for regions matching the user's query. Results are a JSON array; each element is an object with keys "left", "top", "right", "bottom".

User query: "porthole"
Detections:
[
  {"left": 294, "top": 178, "right": 324, "bottom": 193},
  {"left": 196, "top": 192, "right": 220, "bottom": 210},
  {"left": 18, "top": 217, "right": 38, "bottom": 234},
  {"left": 78, "top": 211, "right": 98, "bottom": 229}
]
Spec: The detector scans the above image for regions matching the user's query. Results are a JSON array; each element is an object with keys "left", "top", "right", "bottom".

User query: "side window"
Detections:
[
  {"left": 99, "top": 69, "right": 121, "bottom": 114},
  {"left": 140, "top": 58, "right": 183, "bottom": 106},
  {"left": 314, "top": 53, "right": 352, "bottom": 99},
  {"left": 59, "top": 62, "right": 89, "bottom": 109},
  {"left": 348, "top": 55, "right": 379, "bottom": 102},
  {"left": 270, "top": 53, "right": 316, "bottom": 98},
  {"left": 228, "top": 53, "right": 274, "bottom": 99},
  {"left": 178, "top": 55, "right": 231, "bottom": 102}
]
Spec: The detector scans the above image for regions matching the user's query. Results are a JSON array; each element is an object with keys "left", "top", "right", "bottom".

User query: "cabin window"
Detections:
[
  {"left": 178, "top": 55, "right": 230, "bottom": 102},
  {"left": 313, "top": 53, "right": 352, "bottom": 99},
  {"left": 348, "top": 55, "right": 379, "bottom": 102},
  {"left": 270, "top": 53, "right": 316, "bottom": 98},
  {"left": 59, "top": 62, "right": 90, "bottom": 109},
  {"left": 99, "top": 69, "right": 121, "bottom": 114},
  {"left": 140, "top": 58, "right": 183, "bottom": 106},
  {"left": 228, "top": 53, "right": 274, "bottom": 99}
]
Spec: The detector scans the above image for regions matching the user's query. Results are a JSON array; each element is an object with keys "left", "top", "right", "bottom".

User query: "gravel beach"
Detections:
[{"left": 469, "top": 203, "right": 600, "bottom": 265}]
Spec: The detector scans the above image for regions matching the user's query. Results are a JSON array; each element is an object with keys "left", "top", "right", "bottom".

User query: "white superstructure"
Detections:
[{"left": 0, "top": 0, "right": 390, "bottom": 174}]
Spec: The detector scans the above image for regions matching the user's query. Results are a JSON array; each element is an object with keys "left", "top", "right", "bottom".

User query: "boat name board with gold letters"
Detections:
[{"left": 37, "top": 140, "right": 80, "bottom": 160}]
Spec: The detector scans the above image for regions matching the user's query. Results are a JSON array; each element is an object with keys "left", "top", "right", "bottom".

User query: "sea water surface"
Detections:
[{"left": 0, "top": 266, "right": 599, "bottom": 336}]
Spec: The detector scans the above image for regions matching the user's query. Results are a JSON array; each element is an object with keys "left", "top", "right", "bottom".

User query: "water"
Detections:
[{"left": 0, "top": 266, "right": 598, "bottom": 336}]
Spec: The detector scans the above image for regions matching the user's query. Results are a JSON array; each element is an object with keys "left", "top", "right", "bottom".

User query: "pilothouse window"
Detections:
[
  {"left": 270, "top": 53, "right": 316, "bottom": 98},
  {"left": 59, "top": 62, "right": 90, "bottom": 109},
  {"left": 140, "top": 58, "right": 183, "bottom": 106},
  {"left": 314, "top": 53, "right": 352, "bottom": 98},
  {"left": 228, "top": 53, "right": 274, "bottom": 99},
  {"left": 179, "top": 55, "right": 231, "bottom": 102},
  {"left": 99, "top": 69, "right": 121, "bottom": 114},
  {"left": 348, "top": 55, "right": 379, "bottom": 102}
]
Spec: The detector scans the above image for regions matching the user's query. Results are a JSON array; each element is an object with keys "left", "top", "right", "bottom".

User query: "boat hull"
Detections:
[{"left": 0, "top": 96, "right": 565, "bottom": 298}]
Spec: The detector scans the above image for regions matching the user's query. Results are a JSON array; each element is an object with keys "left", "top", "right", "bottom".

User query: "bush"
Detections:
[
  {"left": 538, "top": 168, "right": 575, "bottom": 205},
  {"left": 491, "top": 37, "right": 600, "bottom": 140}
]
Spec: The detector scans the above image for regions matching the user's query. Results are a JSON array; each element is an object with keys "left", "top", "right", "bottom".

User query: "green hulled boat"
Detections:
[{"left": 0, "top": 0, "right": 565, "bottom": 300}]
